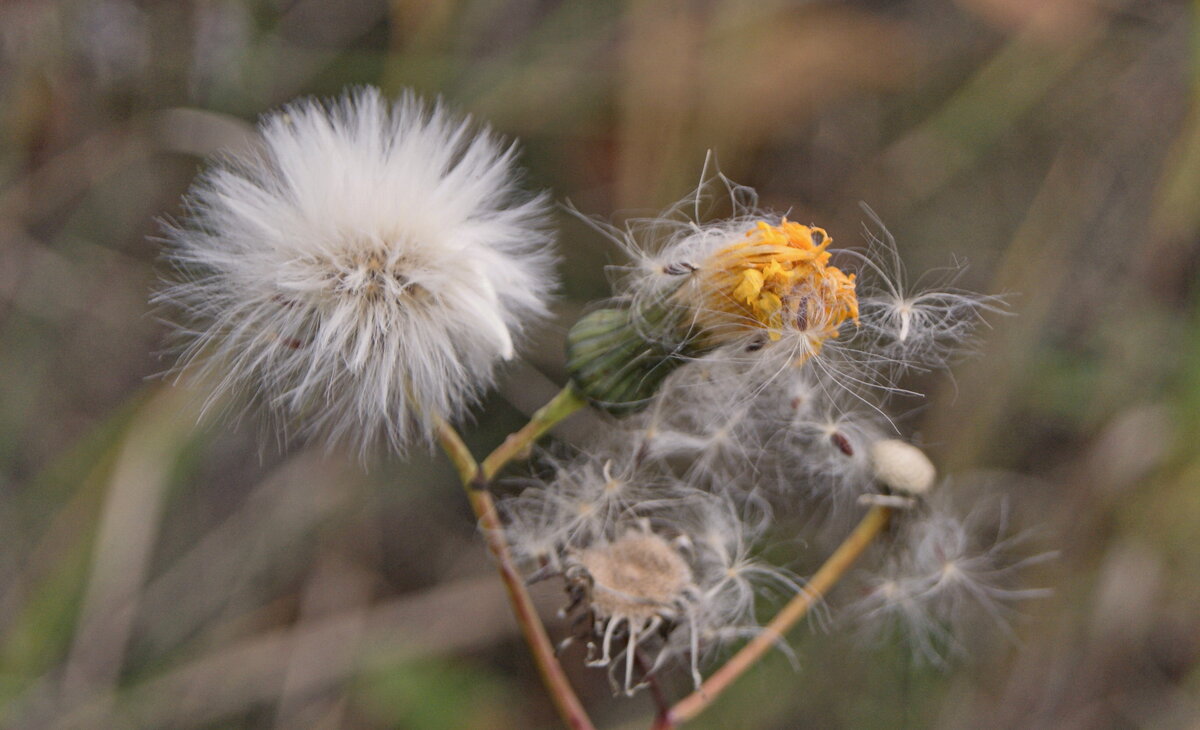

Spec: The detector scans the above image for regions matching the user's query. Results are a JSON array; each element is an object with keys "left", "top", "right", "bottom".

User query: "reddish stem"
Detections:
[{"left": 435, "top": 401, "right": 595, "bottom": 730}]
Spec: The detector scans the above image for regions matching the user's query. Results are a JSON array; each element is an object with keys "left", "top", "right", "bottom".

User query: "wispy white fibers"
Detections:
[
  {"left": 503, "top": 478, "right": 795, "bottom": 696},
  {"left": 851, "top": 490, "right": 1054, "bottom": 665},
  {"left": 156, "top": 87, "right": 556, "bottom": 455},
  {"left": 851, "top": 204, "right": 1007, "bottom": 374}
]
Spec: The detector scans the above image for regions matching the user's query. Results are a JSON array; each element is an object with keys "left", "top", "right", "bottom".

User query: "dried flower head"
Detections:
[
  {"left": 504, "top": 461, "right": 793, "bottom": 695},
  {"left": 569, "top": 527, "right": 697, "bottom": 691},
  {"left": 155, "top": 87, "right": 555, "bottom": 454}
]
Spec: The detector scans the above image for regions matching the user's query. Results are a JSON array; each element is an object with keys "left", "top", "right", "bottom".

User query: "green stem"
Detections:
[
  {"left": 434, "top": 416, "right": 478, "bottom": 485},
  {"left": 480, "top": 384, "right": 587, "bottom": 481}
]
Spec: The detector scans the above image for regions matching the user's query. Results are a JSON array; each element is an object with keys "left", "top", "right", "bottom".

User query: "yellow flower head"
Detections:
[
  {"left": 683, "top": 219, "right": 859, "bottom": 352},
  {"left": 566, "top": 215, "right": 861, "bottom": 412}
]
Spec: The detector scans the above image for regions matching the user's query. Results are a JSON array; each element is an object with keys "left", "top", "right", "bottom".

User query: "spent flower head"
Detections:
[
  {"left": 566, "top": 173, "right": 1005, "bottom": 416},
  {"left": 503, "top": 464, "right": 793, "bottom": 695},
  {"left": 155, "top": 86, "right": 556, "bottom": 454},
  {"left": 566, "top": 175, "right": 862, "bottom": 412}
]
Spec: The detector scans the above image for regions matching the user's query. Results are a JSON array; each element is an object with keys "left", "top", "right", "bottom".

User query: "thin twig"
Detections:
[
  {"left": 434, "top": 393, "right": 595, "bottom": 730},
  {"left": 662, "top": 505, "right": 893, "bottom": 727},
  {"left": 466, "top": 484, "right": 595, "bottom": 730}
]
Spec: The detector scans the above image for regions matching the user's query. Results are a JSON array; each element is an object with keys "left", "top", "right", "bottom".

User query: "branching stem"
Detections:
[
  {"left": 480, "top": 385, "right": 587, "bottom": 480},
  {"left": 438, "top": 385, "right": 887, "bottom": 730},
  {"left": 434, "top": 386, "right": 593, "bottom": 730}
]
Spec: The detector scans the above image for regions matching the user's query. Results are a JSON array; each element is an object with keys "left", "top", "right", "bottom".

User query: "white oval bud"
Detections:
[{"left": 869, "top": 439, "right": 936, "bottom": 495}]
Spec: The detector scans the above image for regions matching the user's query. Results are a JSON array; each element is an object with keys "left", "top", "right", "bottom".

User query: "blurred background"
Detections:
[{"left": 2, "top": 0, "right": 1198, "bottom": 728}]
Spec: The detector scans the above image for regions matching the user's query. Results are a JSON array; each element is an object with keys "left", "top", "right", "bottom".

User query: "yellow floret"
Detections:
[{"left": 685, "top": 219, "right": 859, "bottom": 352}]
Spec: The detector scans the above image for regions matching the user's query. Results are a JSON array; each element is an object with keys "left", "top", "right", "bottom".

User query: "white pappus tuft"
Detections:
[
  {"left": 504, "top": 452, "right": 674, "bottom": 553},
  {"left": 155, "top": 86, "right": 557, "bottom": 454},
  {"left": 850, "top": 491, "right": 1054, "bottom": 665},
  {"left": 760, "top": 371, "right": 886, "bottom": 507},
  {"left": 851, "top": 204, "right": 1007, "bottom": 374}
]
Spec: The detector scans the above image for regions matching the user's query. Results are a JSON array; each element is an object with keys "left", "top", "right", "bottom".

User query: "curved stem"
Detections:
[
  {"left": 434, "top": 389, "right": 594, "bottom": 730},
  {"left": 480, "top": 384, "right": 587, "bottom": 480},
  {"left": 467, "top": 481, "right": 595, "bottom": 730},
  {"left": 434, "top": 415, "right": 479, "bottom": 484},
  {"left": 663, "top": 505, "right": 893, "bottom": 727}
]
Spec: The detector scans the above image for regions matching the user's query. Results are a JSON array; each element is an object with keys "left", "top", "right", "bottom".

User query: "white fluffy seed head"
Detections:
[
  {"left": 869, "top": 439, "right": 936, "bottom": 495},
  {"left": 155, "top": 86, "right": 556, "bottom": 455}
]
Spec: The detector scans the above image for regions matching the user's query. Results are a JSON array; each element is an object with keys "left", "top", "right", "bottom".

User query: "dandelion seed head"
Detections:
[{"left": 155, "top": 86, "right": 556, "bottom": 454}]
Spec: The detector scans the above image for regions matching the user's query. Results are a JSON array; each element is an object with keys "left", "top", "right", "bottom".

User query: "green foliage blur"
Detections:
[{"left": 1, "top": 1, "right": 1197, "bottom": 728}]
